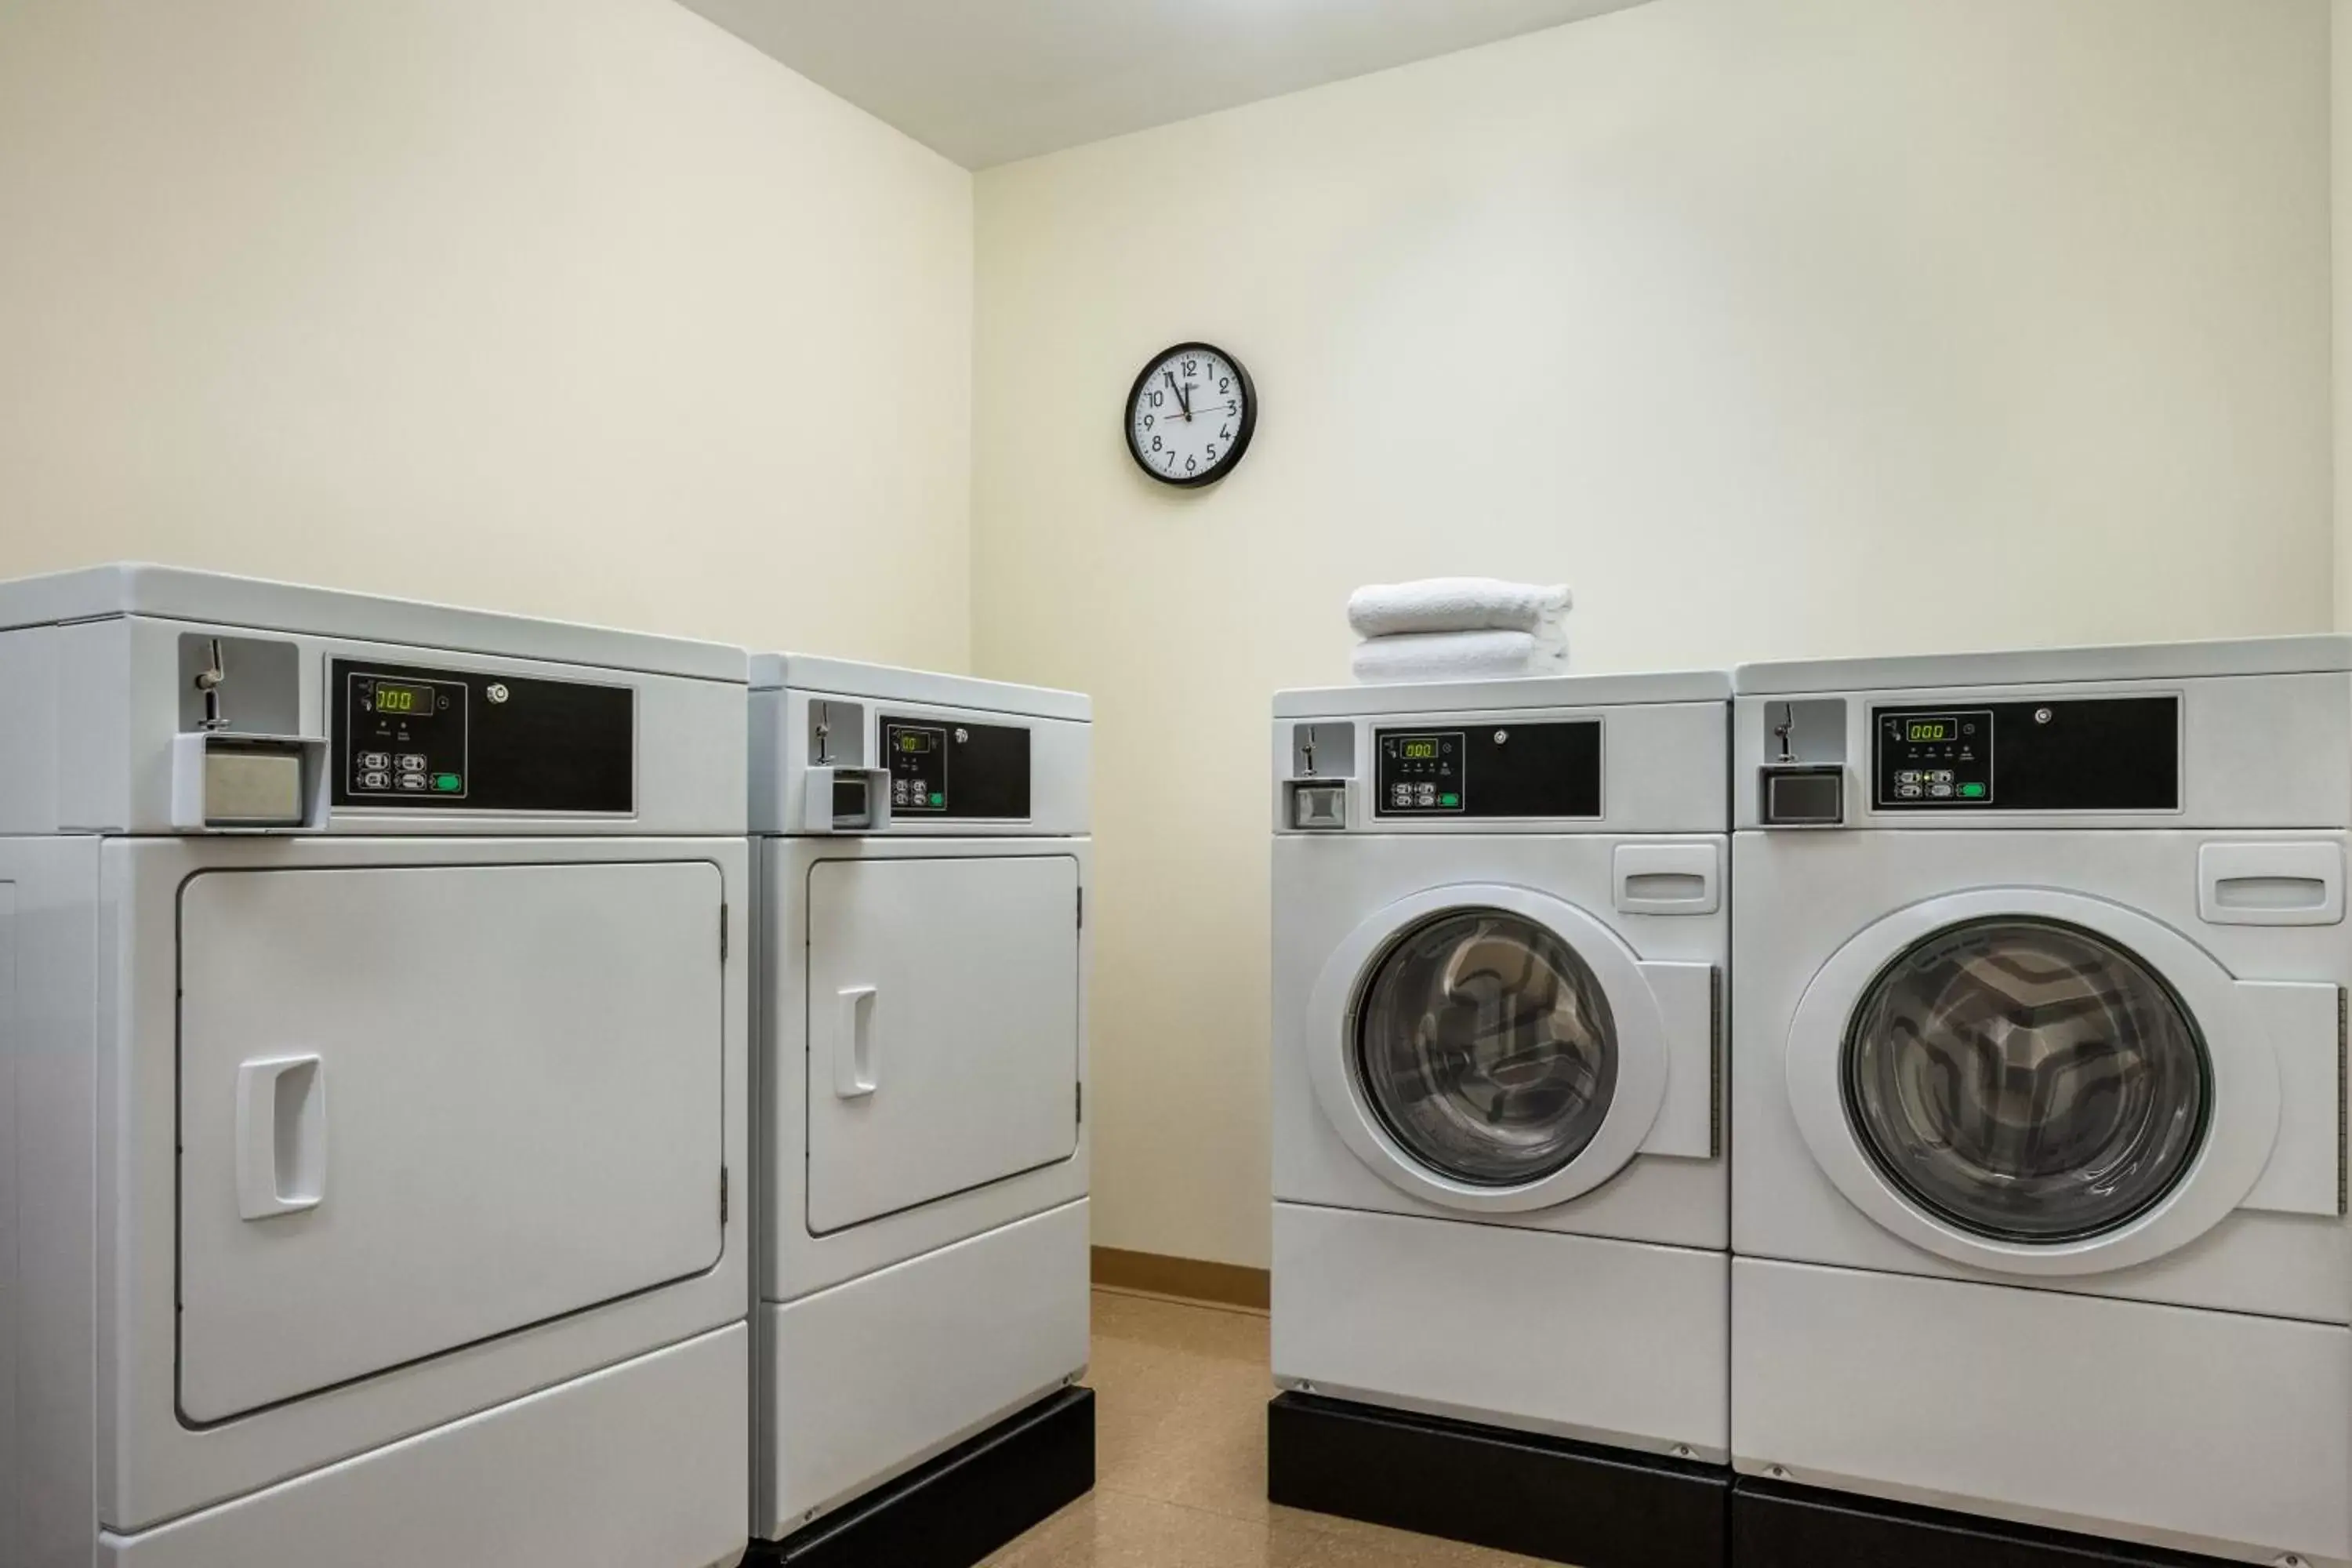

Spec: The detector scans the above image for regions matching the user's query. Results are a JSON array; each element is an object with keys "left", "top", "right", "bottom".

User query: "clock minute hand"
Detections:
[{"left": 1164, "top": 369, "right": 1192, "bottom": 420}]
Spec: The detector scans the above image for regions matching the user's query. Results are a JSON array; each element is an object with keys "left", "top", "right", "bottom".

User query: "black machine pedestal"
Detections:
[
  {"left": 754, "top": 1385, "right": 1094, "bottom": 1568},
  {"left": 1733, "top": 1475, "right": 2265, "bottom": 1568},
  {"left": 1266, "top": 1392, "right": 1729, "bottom": 1568}
]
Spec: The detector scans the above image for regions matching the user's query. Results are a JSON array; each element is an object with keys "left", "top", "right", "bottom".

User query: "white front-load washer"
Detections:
[
  {"left": 0, "top": 565, "right": 750, "bottom": 1568},
  {"left": 1268, "top": 671, "right": 1732, "bottom": 1568},
  {"left": 746, "top": 655, "right": 1092, "bottom": 1566},
  {"left": 1730, "top": 638, "right": 2352, "bottom": 1568}
]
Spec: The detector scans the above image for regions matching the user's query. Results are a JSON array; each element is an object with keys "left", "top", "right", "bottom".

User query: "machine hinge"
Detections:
[
  {"left": 720, "top": 1165, "right": 731, "bottom": 1224},
  {"left": 1708, "top": 965, "right": 1724, "bottom": 1162},
  {"left": 1076, "top": 1082, "right": 1083, "bottom": 1125},
  {"left": 720, "top": 903, "right": 730, "bottom": 962},
  {"left": 1076, "top": 887, "right": 1084, "bottom": 931},
  {"left": 2337, "top": 988, "right": 2347, "bottom": 1218}
]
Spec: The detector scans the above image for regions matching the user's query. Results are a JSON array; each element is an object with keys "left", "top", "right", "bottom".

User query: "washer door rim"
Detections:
[
  {"left": 1785, "top": 886, "right": 2281, "bottom": 1276},
  {"left": 1305, "top": 882, "right": 1671, "bottom": 1214}
]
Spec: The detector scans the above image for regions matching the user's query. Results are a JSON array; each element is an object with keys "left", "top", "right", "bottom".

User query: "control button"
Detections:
[
  {"left": 431, "top": 773, "right": 462, "bottom": 793},
  {"left": 358, "top": 769, "right": 390, "bottom": 790},
  {"left": 928, "top": 793, "right": 945, "bottom": 808},
  {"left": 1392, "top": 785, "right": 1412, "bottom": 806},
  {"left": 397, "top": 753, "right": 427, "bottom": 773},
  {"left": 1439, "top": 793, "right": 1460, "bottom": 808},
  {"left": 1958, "top": 782, "right": 1987, "bottom": 799},
  {"left": 1896, "top": 784, "right": 1923, "bottom": 800},
  {"left": 1895, "top": 771, "right": 1919, "bottom": 786},
  {"left": 1929, "top": 783, "right": 1954, "bottom": 798},
  {"left": 359, "top": 752, "right": 390, "bottom": 771},
  {"left": 1417, "top": 785, "right": 1436, "bottom": 804},
  {"left": 1929, "top": 770, "right": 1955, "bottom": 785},
  {"left": 397, "top": 772, "right": 428, "bottom": 791}
]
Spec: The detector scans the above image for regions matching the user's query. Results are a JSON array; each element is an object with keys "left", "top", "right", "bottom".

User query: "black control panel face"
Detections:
[
  {"left": 1872, "top": 698, "right": 2178, "bottom": 812},
  {"left": 332, "top": 659, "right": 634, "bottom": 813},
  {"left": 1374, "top": 721, "right": 1601, "bottom": 818},
  {"left": 882, "top": 715, "right": 1032, "bottom": 818}
]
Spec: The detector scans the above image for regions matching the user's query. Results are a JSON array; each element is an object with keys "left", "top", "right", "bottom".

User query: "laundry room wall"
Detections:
[
  {"left": 0, "top": 0, "right": 973, "bottom": 670},
  {"left": 971, "top": 0, "right": 2335, "bottom": 1271},
  {"left": 2337, "top": 0, "right": 2352, "bottom": 630}
]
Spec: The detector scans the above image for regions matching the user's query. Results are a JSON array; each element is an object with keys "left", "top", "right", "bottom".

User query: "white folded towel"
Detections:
[
  {"left": 1351, "top": 629, "right": 1570, "bottom": 685},
  {"left": 1347, "top": 578, "right": 1572, "bottom": 639}
]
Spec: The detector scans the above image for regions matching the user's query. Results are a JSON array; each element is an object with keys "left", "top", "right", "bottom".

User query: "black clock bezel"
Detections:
[{"left": 1125, "top": 340, "right": 1256, "bottom": 489}]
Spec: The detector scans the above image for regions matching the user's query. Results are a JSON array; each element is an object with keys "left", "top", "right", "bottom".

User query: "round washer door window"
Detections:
[
  {"left": 1354, "top": 909, "right": 1618, "bottom": 1186},
  {"left": 1843, "top": 917, "right": 2210, "bottom": 1243}
]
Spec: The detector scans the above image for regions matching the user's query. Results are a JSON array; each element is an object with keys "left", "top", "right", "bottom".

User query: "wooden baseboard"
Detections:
[{"left": 1091, "top": 1246, "right": 1271, "bottom": 1312}]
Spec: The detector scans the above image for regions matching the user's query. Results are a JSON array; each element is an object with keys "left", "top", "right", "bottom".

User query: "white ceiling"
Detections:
[{"left": 677, "top": 0, "right": 1656, "bottom": 169}]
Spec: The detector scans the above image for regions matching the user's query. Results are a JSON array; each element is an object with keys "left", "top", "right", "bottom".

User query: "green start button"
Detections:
[
  {"left": 432, "top": 773, "right": 463, "bottom": 793},
  {"left": 1958, "top": 782, "right": 1986, "bottom": 799}
]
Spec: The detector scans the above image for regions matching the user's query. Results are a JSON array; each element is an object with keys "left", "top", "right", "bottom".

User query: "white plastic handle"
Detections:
[
  {"left": 2198, "top": 842, "right": 2345, "bottom": 927},
  {"left": 235, "top": 1054, "right": 326, "bottom": 1220},
  {"left": 834, "top": 986, "right": 878, "bottom": 1099}
]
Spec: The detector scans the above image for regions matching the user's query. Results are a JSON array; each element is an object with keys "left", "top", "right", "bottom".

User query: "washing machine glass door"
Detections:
[
  {"left": 1842, "top": 918, "right": 2209, "bottom": 1243},
  {"left": 1356, "top": 909, "right": 1618, "bottom": 1186},
  {"left": 1787, "top": 885, "right": 2294, "bottom": 1276}
]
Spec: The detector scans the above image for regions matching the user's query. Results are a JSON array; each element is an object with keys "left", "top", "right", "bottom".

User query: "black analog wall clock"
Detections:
[{"left": 1126, "top": 342, "right": 1255, "bottom": 488}]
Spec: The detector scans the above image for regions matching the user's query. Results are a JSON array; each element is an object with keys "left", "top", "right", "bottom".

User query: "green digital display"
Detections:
[
  {"left": 370, "top": 680, "right": 435, "bottom": 717},
  {"left": 1400, "top": 739, "right": 1440, "bottom": 760},
  {"left": 1906, "top": 719, "right": 1955, "bottom": 743},
  {"left": 896, "top": 731, "right": 935, "bottom": 753}
]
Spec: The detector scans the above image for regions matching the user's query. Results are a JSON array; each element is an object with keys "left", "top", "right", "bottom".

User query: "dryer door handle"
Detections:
[
  {"left": 833, "top": 985, "right": 880, "bottom": 1099},
  {"left": 235, "top": 1054, "right": 326, "bottom": 1220}
]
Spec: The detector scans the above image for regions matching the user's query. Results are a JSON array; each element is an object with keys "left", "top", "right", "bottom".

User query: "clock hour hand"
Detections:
[{"left": 1164, "top": 369, "right": 1192, "bottom": 420}]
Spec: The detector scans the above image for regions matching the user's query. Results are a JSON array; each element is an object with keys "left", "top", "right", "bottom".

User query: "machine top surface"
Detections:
[
  {"left": 1274, "top": 668, "right": 1728, "bottom": 719},
  {"left": 0, "top": 562, "right": 746, "bottom": 683},
  {"left": 750, "top": 652, "right": 1089, "bottom": 722},
  {"left": 1735, "top": 634, "right": 2352, "bottom": 697}
]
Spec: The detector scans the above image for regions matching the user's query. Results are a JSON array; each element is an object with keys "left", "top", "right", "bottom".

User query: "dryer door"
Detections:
[
  {"left": 804, "top": 855, "right": 1081, "bottom": 1234},
  {"left": 1305, "top": 884, "right": 1715, "bottom": 1214},
  {"left": 177, "top": 860, "right": 726, "bottom": 1424},
  {"left": 1787, "top": 887, "right": 2303, "bottom": 1276}
]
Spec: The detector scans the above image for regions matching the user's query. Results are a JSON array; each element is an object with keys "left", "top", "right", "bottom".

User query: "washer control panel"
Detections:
[
  {"left": 332, "top": 659, "right": 633, "bottom": 813},
  {"left": 1374, "top": 721, "right": 1601, "bottom": 818},
  {"left": 1872, "top": 697, "right": 2178, "bottom": 812},
  {"left": 1375, "top": 730, "right": 1464, "bottom": 813},
  {"left": 882, "top": 715, "right": 1032, "bottom": 818},
  {"left": 1875, "top": 710, "right": 1991, "bottom": 805}
]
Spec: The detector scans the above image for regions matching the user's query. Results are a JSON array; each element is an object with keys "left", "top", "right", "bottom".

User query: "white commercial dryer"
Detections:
[
  {"left": 1731, "top": 638, "right": 2352, "bottom": 1568},
  {"left": 1266, "top": 670, "right": 1732, "bottom": 1568},
  {"left": 0, "top": 565, "right": 751, "bottom": 1568},
  {"left": 746, "top": 655, "right": 1092, "bottom": 1567}
]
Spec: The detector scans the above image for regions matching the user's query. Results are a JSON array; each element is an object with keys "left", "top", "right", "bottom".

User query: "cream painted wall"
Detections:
[
  {"left": 0, "top": 0, "right": 972, "bottom": 668},
  {"left": 2339, "top": 0, "right": 2352, "bottom": 630},
  {"left": 974, "top": 0, "right": 2334, "bottom": 1269}
]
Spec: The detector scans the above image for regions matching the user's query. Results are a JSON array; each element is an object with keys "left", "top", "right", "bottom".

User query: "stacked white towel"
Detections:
[{"left": 1348, "top": 578, "right": 1571, "bottom": 684}]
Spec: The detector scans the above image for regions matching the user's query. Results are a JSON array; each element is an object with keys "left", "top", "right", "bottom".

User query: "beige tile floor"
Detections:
[{"left": 979, "top": 1290, "right": 1558, "bottom": 1568}]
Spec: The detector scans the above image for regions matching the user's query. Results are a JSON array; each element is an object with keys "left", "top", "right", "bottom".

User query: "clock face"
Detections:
[{"left": 1127, "top": 342, "right": 1254, "bottom": 488}]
